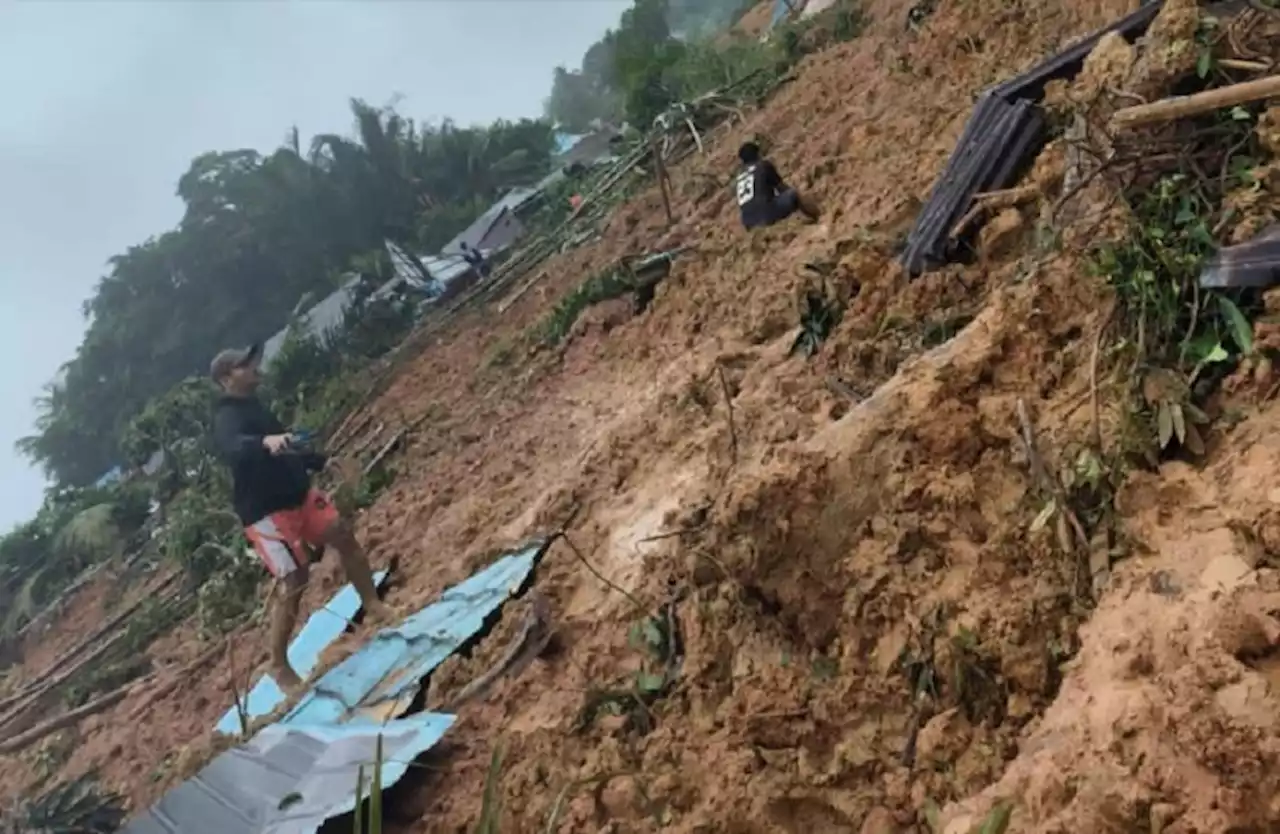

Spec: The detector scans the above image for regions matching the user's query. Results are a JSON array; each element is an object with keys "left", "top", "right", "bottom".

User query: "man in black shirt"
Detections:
[
  {"left": 459, "top": 241, "right": 490, "bottom": 278},
  {"left": 210, "top": 343, "right": 393, "bottom": 693},
  {"left": 734, "top": 141, "right": 819, "bottom": 230}
]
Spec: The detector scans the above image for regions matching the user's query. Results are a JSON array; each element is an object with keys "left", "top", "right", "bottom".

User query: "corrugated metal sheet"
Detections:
[
  {"left": 283, "top": 540, "right": 547, "bottom": 726},
  {"left": 899, "top": 0, "right": 1163, "bottom": 277},
  {"left": 1199, "top": 224, "right": 1280, "bottom": 289},
  {"left": 126, "top": 539, "right": 550, "bottom": 833},
  {"left": 123, "top": 713, "right": 455, "bottom": 834},
  {"left": 214, "top": 571, "right": 390, "bottom": 735}
]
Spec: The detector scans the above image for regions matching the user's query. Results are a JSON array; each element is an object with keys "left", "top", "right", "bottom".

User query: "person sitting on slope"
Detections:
[{"left": 733, "top": 141, "right": 820, "bottom": 231}]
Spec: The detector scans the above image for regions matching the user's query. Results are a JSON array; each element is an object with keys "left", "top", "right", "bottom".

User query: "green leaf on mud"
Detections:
[
  {"left": 642, "top": 619, "right": 664, "bottom": 650},
  {"left": 979, "top": 801, "right": 1013, "bottom": 834},
  {"left": 922, "top": 798, "right": 942, "bottom": 833},
  {"left": 1219, "top": 296, "right": 1254, "bottom": 356},
  {"left": 1157, "top": 402, "right": 1174, "bottom": 449},
  {"left": 636, "top": 671, "right": 666, "bottom": 693},
  {"left": 1171, "top": 403, "right": 1187, "bottom": 445},
  {"left": 1196, "top": 48, "right": 1213, "bottom": 78},
  {"left": 1029, "top": 500, "right": 1056, "bottom": 533}
]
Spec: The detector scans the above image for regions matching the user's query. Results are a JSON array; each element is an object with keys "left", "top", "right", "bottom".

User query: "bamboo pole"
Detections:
[
  {"left": 651, "top": 136, "right": 675, "bottom": 226},
  {"left": 0, "top": 573, "right": 181, "bottom": 714},
  {"left": 1110, "top": 75, "right": 1280, "bottom": 131},
  {"left": 0, "top": 681, "right": 146, "bottom": 754}
]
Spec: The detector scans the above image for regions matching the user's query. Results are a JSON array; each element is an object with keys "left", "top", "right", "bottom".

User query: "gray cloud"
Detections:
[{"left": 0, "top": 0, "right": 628, "bottom": 530}]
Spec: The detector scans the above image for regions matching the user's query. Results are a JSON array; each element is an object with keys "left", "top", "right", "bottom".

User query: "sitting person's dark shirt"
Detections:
[{"left": 735, "top": 160, "right": 792, "bottom": 229}]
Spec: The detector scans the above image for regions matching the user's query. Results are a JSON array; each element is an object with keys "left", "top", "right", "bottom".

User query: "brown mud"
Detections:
[{"left": 4, "top": 0, "right": 1280, "bottom": 832}]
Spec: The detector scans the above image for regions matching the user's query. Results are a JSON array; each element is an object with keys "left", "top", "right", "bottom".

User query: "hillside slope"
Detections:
[{"left": 5, "top": 0, "right": 1280, "bottom": 832}]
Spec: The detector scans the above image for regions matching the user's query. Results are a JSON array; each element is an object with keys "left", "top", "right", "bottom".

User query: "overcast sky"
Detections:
[{"left": 0, "top": 0, "right": 629, "bottom": 532}]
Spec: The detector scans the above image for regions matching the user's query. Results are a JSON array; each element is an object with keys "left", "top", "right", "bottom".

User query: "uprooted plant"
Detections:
[
  {"left": 791, "top": 284, "right": 844, "bottom": 357},
  {"left": 577, "top": 601, "right": 683, "bottom": 734},
  {"left": 2, "top": 774, "right": 126, "bottom": 834},
  {"left": 1091, "top": 82, "right": 1274, "bottom": 459}
]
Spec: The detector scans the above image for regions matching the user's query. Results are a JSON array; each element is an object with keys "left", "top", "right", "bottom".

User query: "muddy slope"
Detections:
[{"left": 7, "top": 0, "right": 1280, "bottom": 832}]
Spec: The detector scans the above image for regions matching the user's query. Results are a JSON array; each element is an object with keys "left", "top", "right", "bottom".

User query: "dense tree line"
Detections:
[
  {"left": 17, "top": 100, "right": 553, "bottom": 488},
  {"left": 544, "top": 0, "right": 759, "bottom": 130},
  {"left": 1, "top": 0, "right": 804, "bottom": 645}
]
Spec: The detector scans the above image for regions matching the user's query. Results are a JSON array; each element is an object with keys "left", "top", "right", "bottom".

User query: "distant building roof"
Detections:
[
  {"left": 440, "top": 187, "right": 541, "bottom": 256},
  {"left": 554, "top": 131, "right": 584, "bottom": 155},
  {"left": 260, "top": 266, "right": 408, "bottom": 367}
]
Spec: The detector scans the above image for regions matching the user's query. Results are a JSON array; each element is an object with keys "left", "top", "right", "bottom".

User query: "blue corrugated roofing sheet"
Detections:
[
  {"left": 123, "top": 713, "right": 455, "bottom": 834},
  {"left": 124, "top": 539, "right": 549, "bottom": 833},
  {"left": 283, "top": 540, "right": 546, "bottom": 726},
  {"left": 214, "top": 571, "right": 389, "bottom": 735}
]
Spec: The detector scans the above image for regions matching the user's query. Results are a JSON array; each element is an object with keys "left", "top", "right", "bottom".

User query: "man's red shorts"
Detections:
[{"left": 243, "top": 489, "right": 339, "bottom": 578}]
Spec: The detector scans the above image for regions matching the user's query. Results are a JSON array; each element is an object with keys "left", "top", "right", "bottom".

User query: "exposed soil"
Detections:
[{"left": 5, "top": 0, "right": 1280, "bottom": 832}]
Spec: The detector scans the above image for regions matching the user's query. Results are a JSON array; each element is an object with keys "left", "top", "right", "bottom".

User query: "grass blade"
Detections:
[
  {"left": 475, "top": 742, "right": 505, "bottom": 833},
  {"left": 353, "top": 764, "right": 365, "bottom": 834},
  {"left": 370, "top": 734, "right": 384, "bottom": 833}
]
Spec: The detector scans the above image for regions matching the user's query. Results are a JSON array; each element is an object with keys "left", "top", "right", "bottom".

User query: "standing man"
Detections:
[
  {"left": 210, "top": 343, "right": 393, "bottom": 693},
  {"left": 459, "top": 241, "right": 490, "bottom": 278},
  {"left": 733, "top": 141, "right": 820, "bottom": 230}
]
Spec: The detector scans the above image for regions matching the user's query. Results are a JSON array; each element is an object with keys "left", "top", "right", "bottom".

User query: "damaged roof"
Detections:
[
  {"left": 123, "top": 713, "right": 454, "bottom": 834},
  {"left": 128, "top": 539, "right": 549, "bottom": 833},
  {"left": 900, "top": 0, "right": 1164, "bottom": 276},
  {"left": 1199, "top": 224, "right": 1280, "bottom": 289},
  {"left": 283, "top": 539, "right": 547, "bottom": 726},
  {"left": 215, "top": 571, "right": 390, "bottom": 735}
]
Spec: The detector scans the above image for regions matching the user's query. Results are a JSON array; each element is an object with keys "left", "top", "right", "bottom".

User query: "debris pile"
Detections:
[{"left": 900, "top": 0, "right": 1164, "bottom": 275}]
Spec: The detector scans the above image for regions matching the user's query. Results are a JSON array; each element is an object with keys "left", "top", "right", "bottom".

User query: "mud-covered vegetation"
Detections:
[{"left": 7, "top": 0, "right": 1280, "bottom": 832}]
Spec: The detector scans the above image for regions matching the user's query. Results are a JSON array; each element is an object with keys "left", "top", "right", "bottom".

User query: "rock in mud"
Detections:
[
  {"left": 915, "top": 708, "right": 972, "bottom": 766},
  {"left": 859, "top": 805, "right": 899, "bottom": 834},
  {"left": 978, "top": 208, "right": 1024, "bottom": 262}
]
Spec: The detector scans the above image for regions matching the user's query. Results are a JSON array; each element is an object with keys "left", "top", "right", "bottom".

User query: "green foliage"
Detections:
[
  {"left": 791, "top": 289, "right": 843, "bottom": 357},
  {"left": 120, "top": 377, "right": 217, "bottom": 481},
  {"left": 0, "top": 480, "right": 154, "bottom": 640},
  {"left": 349, "top": 734, "right": 385, "bottom": 834},
  {"left": 1092, "top": 173, "right": 1220, "bottom": 366},
  {"left": 17, "top": 101, "right": 554, "bottom": 491},
  {"left": 531, "top": 264, "right": 646, "bottom": 346},
  {"left": 475, "top": 744, "right": 505, "bottom": 834},
  {"left": 550, "top": 0, "right": 869, "bottom": 127}
]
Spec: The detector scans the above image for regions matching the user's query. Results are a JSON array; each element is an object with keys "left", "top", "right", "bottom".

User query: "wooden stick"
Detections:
[
  {"left": 715, "top": 364, "right": 738, "bottom": 467},
  {"left": 949, "top": 184, "right": 1040, "bottom": 239},
  {"left": 651, "top": 136, "right": 675, "bottom": 226},
  {"left": 0, "top": 575, "right": 181, "bottom": 714},
  {"left": 445, "top": 593, "right": 551, "bottom": 709},
  {"left": 1110, "top": 75, "right": 1280, "bottom": 131},
  {"left": 363, "top": 430, "right": 405, "bottom": 476},
  {"left": 0, "top": 679, "right": 148, "bottom": 753},
  {"left": 1218, "top": 58, "right": 1272, "bottom": 72}
]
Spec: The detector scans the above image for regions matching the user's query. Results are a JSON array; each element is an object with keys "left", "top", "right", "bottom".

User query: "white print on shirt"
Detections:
[{"left": 734, "top": 167, "right": 756, "bottom": 206}]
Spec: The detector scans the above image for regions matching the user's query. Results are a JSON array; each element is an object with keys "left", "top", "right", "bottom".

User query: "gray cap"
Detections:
[{"left": 209, "top": 342, "right": 263, "bottom": 381}]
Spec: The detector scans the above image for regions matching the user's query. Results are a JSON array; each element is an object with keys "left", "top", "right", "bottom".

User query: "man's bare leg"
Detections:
[
  {"left": 322, "top": 521, "right": 395, "bottom": 625},
  {"left": 270, "top": 565, "right": 309, "bottom": 692}
]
